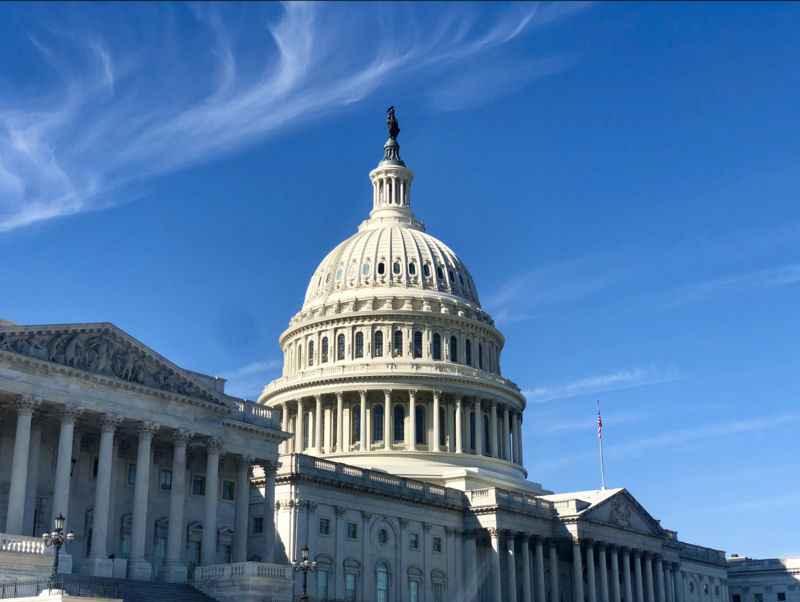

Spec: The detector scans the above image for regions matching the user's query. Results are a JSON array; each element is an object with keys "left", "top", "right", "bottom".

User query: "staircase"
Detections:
[{"left": 62, "top": 575, "right": 219, "bottom": 602}]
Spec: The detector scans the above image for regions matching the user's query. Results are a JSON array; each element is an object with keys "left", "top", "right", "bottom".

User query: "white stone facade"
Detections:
[{"left": 727, "top": 557, "right": 800, "bottom": 602}]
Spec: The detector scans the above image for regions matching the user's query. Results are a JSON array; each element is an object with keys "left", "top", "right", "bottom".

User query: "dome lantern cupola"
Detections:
[{"left": 369, "top": 107, "right": 415, "bottom": 221}]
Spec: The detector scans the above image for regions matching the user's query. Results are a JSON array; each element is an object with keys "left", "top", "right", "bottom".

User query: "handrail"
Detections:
[{"left": 0, "top": 575, "right": 118, "bottom": 599}]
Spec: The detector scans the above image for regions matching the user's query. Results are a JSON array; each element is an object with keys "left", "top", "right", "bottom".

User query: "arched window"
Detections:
[
  {"left": 413, "top": 331, "right": 422, "bottom": 358},
  {"left": 436, "top": 266, "right": 444, "bottom": 279},
  {"left": 408, "top": 262, "right": 416, "bottom": 275},
  {"left": 465, "top": 339, "right": 472, "bottom": 365},
  {"left": 433, "top": 333, "right": 441, "bottom": 360},
  {"left": 321, "top": 337, "right": 329, "bottom": 363},
  {"left": 376, "top": 562, "right": 389, "bottom": 602},
  {"left": 439, "top": 407, "right": 447, "bottom": 447},
  {"left": 308, "top": 341, "right": 314, "bottom": 366},
  {"left": 362, "top": 262, "right": 370, "bottom": 276},
  {"left": 353, "top": 407, "right": 360, "bottom": 444},
  {"left": 483, "top": 415, "right": 490, "bottom": 456},
  {"left": 373, "top": 405, "right": 384, "bottom": 442},
  {"left": 469, "top": 411, "right": 476, "bottom": 451},
  {"left": 478, "top": 343, "right": 483, "bottom": 369},
  {"left": 449, "top": 336, "right": 458, "bottom": 363},
  {"left": 393, "top": 405, "right": 405, "bottom": 443},
  {"left": 415, "top": 405, "right": 425, "bottom": 445},
  {"left": 355, "top": 332, "right": 364, "bottom": 358},
  {"left": 393, "top": 261, "right": 401, "bottom": 275},
  {"left": 423, "top": 263, "right": 431, "bottom": 278},
  {"left": 337, "top": 334, "right": 346, "bottom": 361},
  {"left": 374, "top": 331, "right": 383, "bottom": 357},
  {"left": 393, "top": 330, "right": 403, "bottom": 357}
]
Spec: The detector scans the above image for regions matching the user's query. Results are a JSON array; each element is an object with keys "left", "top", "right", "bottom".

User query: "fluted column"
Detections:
[
  {"left": 634, "top": 550, "right": 644, "bottom": 602},
  {"left": 52, "top": 405, "right": 82, "bottom": 526},
  {"left": 280, "top": 403, "right": 289, "bottom": 453},
  {"left": 610, "top": 547, "right": 621, "bottom": 602},
  {"left": 408, "top": 390, "right": 417, "bottom": 451},
  {"left": 85, "top": 413, "right": 122, "bottom": 577},
  {"left": 490, "top": 529, "right": 503, "bottom": 602},
  {"left": 262, "top": 461, "right": 277, "bottom": 563},
  {"left": 233, "top": 455, "right": 253, "bottom": 563},
  {"left": 383, "top": 390, "right": 391, "bottom": 450},
  {"left": 490, "top": 402, "right": 499, "bottom": 457},
  {"left": 22, "top": 417, "right": 43, "bottom": 536},
  {"left": 432, "top": 390, "right": 441, "bottom": 451},
  {"left": 463, "top": 530, "right": 479, "bottom": 602},
  {"left": 665, "top": 567, "right": 674, "bottom": 602},
  {"left": 514, "top": 412, "right": 524, "bottom": 464},
  {"left": 455, "top": 395, "right": 464, "bottom": 453},
  {"left": 201, "top": 438, "right": 224, "bottom": 566},
  {"left": 336, "top": 393, "right": 344, "bottom": 452},
  {"left": 672, "top": 565, "right": 684, "bottom": 602},
  {"left": 549, "top": 541, "right": 560, "bottom": 602},
  {"left": 573, "top": 540, "right": 585, "bottom": 602},
  {"left": 623, "top": 549, "right": 634, "bottom": 602},
  {"left": 655, "top": 557, "right": 665, "bottom": 602},
  {"left": 161, "top": 429, "right": 192, "bottom": 582},
  {"left": 314, "top": 395, "right": 323, "bottom": 453},
  {"left": 296, "top": 398, "right": 305, "bottom": 453},
  {"left": 503, "top": 406, "right": 511, "bottom": 460},
  {"left": 586, "top": 541, "right": 597, "bottom": 602},
  {"left": 358, "top": 391, "right": 368, "bottom": 451},
  {"left": 128, "top": 421, "right": 159, "bottom": 579},
  {"left": 474, "top": 398, "right": 483, "bottom": 455},
  {"left": 644, "top": 553, "right": 655, "bottom": 602},
  {"left": 535, "top": 537, "right": 546, "bottom": 602},
  {"left": 6, "top": 396, "right": 41, "bottom": 534},
  {"left": 507, "top": 533, "right": 518, "bottom": 602},
  {"left": 598, "top": 544, "right": 610, "bottom": 602},
  {"left": 521, "top": 535, "right": 531, "bottom": 602}
]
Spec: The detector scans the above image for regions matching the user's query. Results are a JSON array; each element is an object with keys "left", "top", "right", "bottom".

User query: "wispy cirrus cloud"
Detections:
[
  {"left": 0, "top": 2, "right": 589, "bottom": 232},
  {"left": 522, "top": 365, "right": 680, "bottom": 403},
  {"left": 219, "top": 359, "right": 282, "bottom": 400}
]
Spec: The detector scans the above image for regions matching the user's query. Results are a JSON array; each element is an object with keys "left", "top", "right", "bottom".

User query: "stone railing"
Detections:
[
  {"left": 468, "top": 488, "right": 554, "bottom": 516},
  {"left": 0, "top": 533, "right": 51, "bottom": 556},
  {"left": 264, "top": 360, "right": 522, "bottom": 396},
  {"left": 679, "top": 542, "right": 727, "bottom": 565},
  {"left": 193, "top": 561, "right": 292, "bottom": 583},
  {"left": 231, "top": 400, "right": 280, "bottom": 428}
]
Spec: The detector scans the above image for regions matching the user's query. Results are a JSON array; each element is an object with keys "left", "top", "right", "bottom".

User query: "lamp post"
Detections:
[
  {"left": 42, "top": 514, "right": 75, "bottom": 591},
  {"left": 292, "top": 545, "right": 317, "bottom": 602}
]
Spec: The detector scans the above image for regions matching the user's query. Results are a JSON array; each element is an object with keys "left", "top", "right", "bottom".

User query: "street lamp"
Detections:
[
  {"left": 292, "top": 545, "right": 317, "bottom": 602},
  {"left": 42, "top": 514, "right": 75, "bottom": 591}
]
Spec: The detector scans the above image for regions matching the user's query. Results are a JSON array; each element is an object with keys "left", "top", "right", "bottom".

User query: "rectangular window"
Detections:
[
  {"left": 192, "top": 474, "right": 206, "bottom": 496},
  {"left": 160, "top": 469, "right": 172, "bottom": 490},
  {"left": 127, "top": 463, "right": 137, "bottom": 485},
  {"left": 92, "top": 457, "right": 99, "bottom": 479},
  {"left": 319, "top": 518, "right": 330, "bottom": 536},
  {"left": 347, "top": 522, "right": 358, "bottom": 539},
  {"left": 345, "top": 573, "right": 356, "bottom": 602},
  {"left": 777, "top": 594, "right": 786, "bottom": 602},
  {"left": 433, "top": 536, "right": 442, "bottom": 552},
  {"left": 754, "top": 595, "right": 763, "bottom": 602},
  {"left": 409, "top": 532, "right": 419, "bottom": 549},
  {"left": 732, "top": 596, "right": 741, "bottom": 602},
  {"left": 410, "top": 580, "right": 419, "bottom": 602},
  {"left": 252, "top": 517, "right": 263, "bottom": 534},
  {"left": 433, "top": 583, "right": 443, "bottom": 602},
  {"left": 317, "top": 569, "right": 329, "bottom": 601},
  {"left": 221, "top": 480, "right": 235, "bottom": 501}
]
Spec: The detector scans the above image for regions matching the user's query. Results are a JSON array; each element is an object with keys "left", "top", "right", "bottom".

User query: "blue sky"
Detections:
[{"left": 1, "top": 2, "right": 799, "bottom": 559}]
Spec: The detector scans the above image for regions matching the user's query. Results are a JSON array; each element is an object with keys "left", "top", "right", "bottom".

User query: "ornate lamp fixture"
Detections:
[
  {"left": 42, "top": 514, "right": 75, "bottom": 589},
  {"left": 292, "top": 544, "right": 317, "bottom": 602}
]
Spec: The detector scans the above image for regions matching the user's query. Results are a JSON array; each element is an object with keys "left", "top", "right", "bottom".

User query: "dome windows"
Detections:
[
  {"left": 449, "top": 335, "right": 458, "bottom": 362},
  {"left": 377, "top": 262, "right": 385, "bottom": 275},
  {"left": 347, "top": 264, "right": 356, "bottom": 280},
  {"left": 392, "top": 261, "right": 401, "bottom": 275},
  {"left": 432, "top": 333, "right": 442, "bottom": 360},
  {"left": 308, "top": 341, "right": 314, "bottom": 366},
  {"left": 393, "top": 330, "right": 403, "bottom": 356},
  {"left": 448, "top": 269, "right": 454, "bottom": 282},
  {"left": 362, "top": 263, "right": 370, "bottom": 276},
  {"left": 436, "top": 266, "right": 444, "bottom": 280},
  {"left": 355, "top": 332, "right": 364, "bottom": 358},
  {"left": 321, "top": 337, "right": 329, "bottom": 363},
  {"left": 336, "top": 268, "right": 343, "bottom": 281},
  {"left": 373, "top": 331, "right": 383, "bottom": 357},
  {"left": 413, "top": 331, "right": 423, "bottom": 358},
  {"left": 337, "top": 334, "right": 346, "bottom": 361},
  {"left": 408, "top": 262, "right": 416, "bottom": 276},
  {"left": 423, "top": 263, "right": 431, "bottom": 278},
  {"left": 465, "top": 339, "right": 472, "bottom": 366},
  {"left": 459, "top": 273, "right": 465, "bottom": 286}
]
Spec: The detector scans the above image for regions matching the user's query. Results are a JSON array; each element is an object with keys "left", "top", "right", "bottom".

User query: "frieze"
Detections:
[{"left": 610, "top": 497, "right": 632, "bottom": 528}]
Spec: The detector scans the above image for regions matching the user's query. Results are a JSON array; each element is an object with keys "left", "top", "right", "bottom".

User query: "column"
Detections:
[
  {"left": 362, "top": 511, "right": 372, "bottom": 597},
  {"left": 6, "top": 395, "right": 41, "bottom": 535},
  {"left": 474, "top": 398, "right": 483, "bottom": 455},
  {"left": 52, "top": 406, "right": 82, "bottom": 525},
  {"left": 623, "top": 549, "right": 633, "bottom": 602},
  {"left": 399, "top": 519, "right": 408, "bottom": 601},
  {"left": 586, "top": 541, "right": 597, "bottom": 602},
  {"left": 334, "top": 507, "right": 346, "bottom": 599},
  {"left": 432, "top": 390, "right": 441, "bottom": 451},
  {"left": 455, "top": 396, "right": 464, "bottom": 453},
  {"left": 507, "top": 533, "right": 518, "bottom": 602},
  {"left": 280, "top": 403, "right": 289, "bottom": 453},
  {"left": 463, "top": 531, "right": 479, "bottom": 602},
  {"left": 535, "top": 537, "right": 546, "bottom": 602},
  {"left": 22, "top": 417, "right": 43, "bottom": 536},
  {"left": 655, "top": 557, "right": 665, "bottom": 602},
  {"left": 324, "top": 406, "right": 332, "bottom": 453},
  {"left": 359, "top": 391, "right": 367, "bottom": 451},
  {"left": 490, "top": 529, "right": 503, "bottom": 602},
  {"left": 490, "top": 402, "right": 499, "bottom": 458},
  {"left": 514, "top": 412, "right": 524, "bottom": 464},
  {"left": 161, "top": 429, "right": 193, "bottom": 582},
  {"left": 408, "top": 390, "right": 417, "bottom": 451},
  {"left": 423, "top": 523, "right": 433, "bottom": 601},
  {"left": 672, "top": 566, "right": 684, "bottom": 602},
  {"left": 634, "top": 550, "right": 644, "bottom": 602},
  {"left": 233, "top": 455, "right": 253, "bottom": 563},
  {"left": 610, "top": 547, "right": 621, "bottom": 602},
  {"left": 314, "top": 395, "right": 323, "bottom": 453},
  {"left": 296, "top": 398, "right": 305, "bottom": 453},
  {"left": 549, "top": 541, "right": 560, "bottom": 602},
  {"left": 262, "top": 461, "right": 277, "bottom": 563},
  {"left": 84, "top": 413, "right": 122, "bottom": 577},
  {"left": 201, "top": 438, "right": 224, "bottom": 566},
  {"left": 573, "top": 540, "right": 585, "bottom": 602},
  {"left": 598, "top": 544, "right": 610, "bottom": 602},
  {"left": 521, "top": 535, "right": 531, "bottom": 602},
  {"left": 128, "top": 421, "right": 159, "bottom": 579},
  {"left": 503, "top": 406, "right": 511, "bottom": 460},
  {"left": 383, "top": 390, "right": 391, "bottom": 450},
  {"left": 644, "top": 553, "right": 655, "bottom": 602},
  {"left": 665, "top": 567, "right": 674, "bottom": 602},
  {"left": 336, "top": 393, "right": 344, "bottom": 452}
]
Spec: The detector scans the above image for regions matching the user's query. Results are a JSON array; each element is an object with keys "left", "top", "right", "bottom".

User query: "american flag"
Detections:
[{"left": 597, "top": 405, "right": 602, "bottom": 439}]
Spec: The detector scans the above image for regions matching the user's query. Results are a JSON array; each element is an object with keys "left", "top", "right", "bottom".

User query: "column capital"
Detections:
[
  {"left": 408, "top": 389, "right": 418, "bottom": 399},
  {"left": 236, "top": 454, "right": 255, "bottom": 468},
  {"left": 172, "top": 428, "right": 194, "bottom": 444},
  {"left": 15, "top": 394, "right": 42, "bottom": 414},
  {"left": 335, "top": 506, "right": 347, "bottom": 518},
  {"left": 261, "top": 460, "right": 278, "bottom": 475},
  {"left": 307, "top": 501, "right": 318, "bottom": 512},
  {"left": 335, "top": 391, "right": 344, "bottom": 402},
  {"left": 206, "top": 437, "right": 225, "bottom": 455},
  {"left": 399, "top": 518, "right": 409, "bottom": 529},
  {"left": 444, "top": 526, "right": 456, "bottom": 536},
  {"left": 455, "top": 394, "right": 463, "bottom": 404},
  {"left": 59, "top": 405, "right": 84, "bottom": 423},
  {"left": 487, "top": 527, "right": 500, "bottom": 538},
  {"left": 358, "top": 390, "right": 367, "bottom": 400},
  {"left": 361, "top": 510, "right": 373, "bottom": 522},
  {"left": 518, "top": 532, "right": 530, "bottom": 543},
  {"left": 100, "top": 413, "right": 123, "bottom": 433},
  {"left": 314, "top": 393, "right": 322, "bottom": 402},
  {"left": 632, "top": 548, "right": 642, "bottom": 558},
  {"left": 383, "top": 389, "right": 392, "bottom": 399},
  {"left": 432, "top": 390, "right": 442, "bottom": 400},
  {"left": 422, "top": 522, "right": 431, "bottom": 533},
  {"left": 137, "top": 421, "right": 160, "bottom": 440}
]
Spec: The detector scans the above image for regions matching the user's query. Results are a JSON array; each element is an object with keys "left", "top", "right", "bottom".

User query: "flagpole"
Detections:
[{"left": 597, "top": 400, "right": 606, "bottom": 490}]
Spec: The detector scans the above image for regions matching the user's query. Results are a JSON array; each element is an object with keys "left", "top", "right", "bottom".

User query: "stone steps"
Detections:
[{"left": 62, "top": 575, "right": 218, "bottom": 602}]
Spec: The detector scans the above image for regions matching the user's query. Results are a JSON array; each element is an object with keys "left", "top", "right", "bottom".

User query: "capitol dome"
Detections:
[{"left": 260, "top": 111, "right": 541, "bottom": 494}]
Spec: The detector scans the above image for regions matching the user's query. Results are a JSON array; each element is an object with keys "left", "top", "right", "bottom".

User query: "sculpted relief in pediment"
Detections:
[
  {"left": 609, "top": 497, "right": 632, "bottom": 528},
  {"left": 0, "top": 330, "right": 217, "bottom": 403}
]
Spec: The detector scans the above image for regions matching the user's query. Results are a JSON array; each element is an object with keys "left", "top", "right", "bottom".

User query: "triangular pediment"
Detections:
[
  {"left": 0, "top": 322, "right": 232, "bottom": 407},
  {"left": 580, "top": 489, "right": 665, "bottom": 536}
]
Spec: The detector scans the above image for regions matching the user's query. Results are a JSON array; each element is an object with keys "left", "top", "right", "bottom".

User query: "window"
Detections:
[
  {"left": 127, "top": 463, "right": 137, "bottom": 485},
  {"left": 753, "top": 595, "right": 762, "bottom": 602},
  {"left": 362, "top": 262, "right": 370, "bottom": 276},
  {"left": 413, "top": 331, "right": 423, "bottom": 358},
  {"left": 317, "top": 569, "right": 329, "bottom": 602},
  {"left": 336, "top": 268, "right": 343, "bottom": 281},
  {"left": 297, "top": 344, "right": 302, "bottom": 370},
  {"left": 459, "top": 273, "right": 464, "bottom": 286},
  {"left": 433, "top": 536, "right": 442, "bottom": 552},
  {"left": 483, "top": 415, "right": 490, "bottom": 456},
  {"left": 433, "top": 333, "right": 441, "bottom": 360},
  {"left": 319, "top": 518, "right": 330, "bottom": 536},
  {"left": 704, "top": 584, "right": 709, "bottom": 594},
  {"left": 92, "top": 457, "right": 99, "bottom": 479},
  {"left": 470, "top": 412, "right": 476, "bottom": 451},
  {"left": 160, "top": 469, "right": 172, "bottom": 490},
  {"left": 688, "top": 583, "right": 695, "bottom": 593},
  {"left": 732, "top": 596, "right": 741, "bottom": 602},
  {"left": 393, "top": 261, "right": 401, "bottom": 275},
  {"left": 252, "top": 517, "right": 263, "bottom": 534},
  {"left": 394, "top": 405, "right": 405, "bottom": 442},
  {"left": 778, "top": 594, "right": 786, "bottom": 602},
  {"left": 308, "top": 341, "right": 314, "bottom": 366},
  {"left": 415, "top": 405, "right": 425, "bottom": 445},
  {"left": 436, "top": 266, "right": 444, "bottom": 279},
  {"left": 355, "top": 332, "right": 364, "bottom": 358},
  {"left": 478, "top": 343, "right": 483, "bottom": 369},
  {"left": 433, "top": 583, "right": 444, "bottom": 602},
  {"left": 337, "top": 334, "right": 346, "bottom": 361},
  {"left": 192, "top": 475, "right": 206, "bottom": 496},
  {"left": 347, "top": 264, "right": 356, "bottom": 279},
  {"left": 439, "top": 407, "right": 447, "bottom": 447},
  {"left": 347, "top": 522, "right": 358, "bottom": 539},
  {"left": 423, "top": 263, "right": 431, "bottom": 277},
  {"left": 448, "top": 269, "right": 454, "bottom": 282},
  {"left": 449, "top": 336, "right": 458, "bottom": 362},
  {"left": 377, "top": 563, "right": 389, "bottom": 602},
  {"left": 374, "top": 331, "right": 383, "bottom": 357},
  {"left": 353, "top": 407, "right": 361, "bottom": 443},
  {"left": 378, "top": 528, "right": 388, "bottom": 545},
  {"left": 410, "top": 580, "right": 420, "bottom": 602},
  {"left": 465, "top": 339, "right": 472, "bottom": 365},
  {"left": 345, "top": 573, "right": 357, "bottom": 602},
  {"left": 221, "top": 480, "right": 235, "bottom": 501},
  {"left": 373, "top": 405, "right": 384, "bottom": 442},
  {"left": 377, "top": 262, "right": 385, "bottom": 275},
  {"left": 321, "top": 337, "right": 329, "bottom": 363},
  {"left": 409, "top": 532, "right": 419, "bottom": 549},
  {"left": 393, "top": 330, "right": 403, "bottom": 356}
]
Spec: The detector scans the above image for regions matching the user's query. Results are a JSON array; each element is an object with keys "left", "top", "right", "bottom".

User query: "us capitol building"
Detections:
[{"left": 0, "top": 111, "right": 731, "bottom": 602}]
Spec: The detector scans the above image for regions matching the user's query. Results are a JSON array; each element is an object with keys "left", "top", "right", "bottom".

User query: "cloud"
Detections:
[
  {"left": 219, "top": 359, "right": 282, "bottom": 400},
  {"left": 0, "top": 2, "right": 588, "bottom": 232},
  {"left": 522, "top": 365, "right": 680, "bottom": 403}
]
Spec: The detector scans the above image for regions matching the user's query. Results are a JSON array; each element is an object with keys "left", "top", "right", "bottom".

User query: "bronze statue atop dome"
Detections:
[{"left": 387, "top": 106, "right": 400, "bottom": 139}]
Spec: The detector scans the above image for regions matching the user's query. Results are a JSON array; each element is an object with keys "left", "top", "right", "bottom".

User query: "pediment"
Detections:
[
  {"left": 0, "top": 322, "right": 230, "bottom": 406},
  {"left": 581, "top": 490, "right": 664, "bottom": 536}
]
